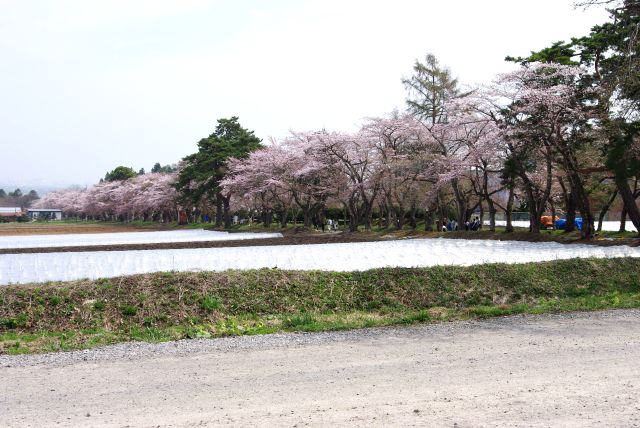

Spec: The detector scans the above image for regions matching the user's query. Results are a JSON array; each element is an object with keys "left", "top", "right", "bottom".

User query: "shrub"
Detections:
[
  {"left": 121, "top": 305, "right": 137, "bottom": 316},
  {"left": 200, "top": 295, "right": 223, "bottom": 312}
]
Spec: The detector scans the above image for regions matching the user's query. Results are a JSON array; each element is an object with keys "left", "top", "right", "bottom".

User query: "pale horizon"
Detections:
[{"left": 1, "top": 0, "right": 609, "bottom": 189}]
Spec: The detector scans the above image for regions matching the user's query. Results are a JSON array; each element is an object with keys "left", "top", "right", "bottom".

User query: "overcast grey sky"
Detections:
[{"left": 0, "top": 0, "right": 609, "bottom": 188}]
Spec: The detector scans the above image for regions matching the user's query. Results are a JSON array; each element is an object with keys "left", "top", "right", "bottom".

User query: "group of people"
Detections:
[
  {"left": 324, "top": 218, "right": 339, "bottom": 231},
  {"left": 314, "top": 218, "right": 339, "bottom": 232},
  {"left": 440, "top": 217, "right": 482, "bottom": 232}
]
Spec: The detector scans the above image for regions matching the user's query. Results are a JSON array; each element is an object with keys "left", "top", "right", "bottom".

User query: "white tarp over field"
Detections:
[
  {"left": 1, "top": 238, "right": 638, "bottom": 285},
  {"left": 0, "top": 229, "right": 283, "bottom": 249}
]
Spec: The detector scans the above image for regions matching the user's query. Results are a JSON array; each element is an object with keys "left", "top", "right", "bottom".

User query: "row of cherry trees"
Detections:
[
  {"left": 32, "top": 3, "right": 638, "bottom": 237},
  {"left": 32, "top": 63, "right": 637, "bottom": 238},
  {"left": 221, "top": 62, "right": 621, "bottom": 237},
  {"left": 33, "top": 173, "right": 179, "bottom": 222}
]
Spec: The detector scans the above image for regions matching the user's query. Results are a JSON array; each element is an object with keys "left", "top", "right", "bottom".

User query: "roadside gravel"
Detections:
[
  {"left": 2, "top": 309, "right": 639, "bottom": 427},
  {"left": 2, "top": 309, "right": 638, "bottom": 368}
]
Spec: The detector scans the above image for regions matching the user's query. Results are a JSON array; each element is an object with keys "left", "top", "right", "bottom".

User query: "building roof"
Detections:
[
  {"left": 0, "top": 207, "right": 22, "bottom": 213},
  {"left": 27, "top": 208, "right": 62, "bottom": 212}
]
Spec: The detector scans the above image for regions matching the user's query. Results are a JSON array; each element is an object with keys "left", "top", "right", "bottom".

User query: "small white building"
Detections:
[{"left": 27, "top": 208, "right": 63, "bottom": 220}]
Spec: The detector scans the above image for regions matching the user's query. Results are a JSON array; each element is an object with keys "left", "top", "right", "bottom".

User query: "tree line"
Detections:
[
  {"left": 37, "top": 1, "right": 639, "bottom": 237},
  {"left": 219, "top": 1, "right": 639, "bottom": 238},
  {"left": 0, "top": 189, "right": 39, "bottom": 209}
]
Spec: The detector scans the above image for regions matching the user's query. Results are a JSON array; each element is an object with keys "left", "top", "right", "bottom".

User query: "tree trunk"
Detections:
[
  {"left": 578, "top": 206, "right": 595, "bottom": 240},
  {"left": 522, "top": 148, "right": 553, "bottom": 234},
  {"left": 528, "top": 204, "right": 540, "bottom": 233},
  {"left": 567, "top": 172, "right": 595, "bottom": 239},
  {"left": 294, "top": 209, "right": 300, "bottom": 226},
  {"left": 395, "top": 208, "right": 405, "bottom": 230},
  {"left": 436, "top": 194, "right": 446, "bottom": 231},
  {"left": 280, "top": 208, "right": 288, "bottom": 228},
  {"left": 522, "top": 181, "right": 541, "bottom": 233},
  {"left": 505, "top": 186, "right": 515, "bottom": 233},
  {"left": 303, "top": 208, "right": 312, "bottom": 228},
  {"left": 566, "top": 191, "right": 576, "bottom": 233},
  {"left": 385, "top": 196, "right": 394, "bottom": 228},
  {"left": 597, "top": 190, "right": 617, "bottom": 232},
  {"left": 487, "top": 197, "right": 496, "bottom": 232},
  {"left": 452, "top": 179, "right": 467, "bottom": 227},
  {"left": 424, "top": 210, "right": 434, "bottom": 231},
  {"left": 615, "top": 174, "right": 640, "bottom": 234},
  {"left": 348, "top": 214, "right": 358, "bottom": 232},
  {"left": 342, "top": 206, "right": 348, "bottom": 230},
  {"left": 215, "top": 193, "right": 223, "bottom": 227},
  {"left": 409, "top": 205, "right": 417, "bottom": 230},
  {"left": 223, "top": 195, "right": 232, "bottom": 229}
]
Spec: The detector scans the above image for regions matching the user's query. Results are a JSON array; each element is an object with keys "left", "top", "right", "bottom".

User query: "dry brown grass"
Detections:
[
  {"left": 0, "top": 222, "right": 160, "bottom": 236},
  {"left": 2, "top": 258, "right": 639, "bottom": 335}
]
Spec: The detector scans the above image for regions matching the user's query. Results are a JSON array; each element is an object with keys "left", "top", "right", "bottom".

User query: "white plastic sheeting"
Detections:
[
  {"left": 0, "top": 229, "right": 283, "bottom": 249},
  {"left": 1, "top": 238, "right": 638, "bottom": 285},
  {"left": 485, "top": 220, "right": 638, "bottom": 232}
]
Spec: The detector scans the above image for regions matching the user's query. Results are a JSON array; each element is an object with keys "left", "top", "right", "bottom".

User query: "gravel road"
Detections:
[{"left": 2, "top": 310, "right": 640, "bottom": 427}]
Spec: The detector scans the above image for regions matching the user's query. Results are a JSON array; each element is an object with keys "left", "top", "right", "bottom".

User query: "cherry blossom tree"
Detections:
[
  {"left": 490, "top": 62, "right": 598, "bottom": 237},
  {"left": 222, "top": 133, "right": 339, "bottom": 228},
  {"left": 34, "top": 173, "right": 179, "bottom": 222},
  {"left": 222, "top": 144, "right": 295, "bottom": 227},
  {"left": 310, "top": 131, "right": 383, "bottom": 231},
  {"left": 446, "top": 95, "right": 507, "bottom": 230},
  {"left": 361, "top": 113, "right": 426, "bottom": 229}
]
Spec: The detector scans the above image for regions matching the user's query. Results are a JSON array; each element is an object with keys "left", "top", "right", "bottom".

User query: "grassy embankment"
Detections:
[{"left": 1, "top": 257, "right": 640, "bottom": 354}]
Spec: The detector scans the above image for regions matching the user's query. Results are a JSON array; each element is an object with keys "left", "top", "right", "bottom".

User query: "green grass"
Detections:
[
  {"left": 200, "top": 295, "right": 223, "bottom": 312},
  {"left": 1, "top": 258, "right": 640, "bottom": 354}
]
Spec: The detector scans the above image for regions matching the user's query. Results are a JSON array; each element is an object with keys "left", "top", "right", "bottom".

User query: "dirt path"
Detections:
[
  {"left": 0, "top": 222, "right": 160, "bottom": 236},
  {"left": 2, "top": 310, "right": 639, "bottom": 427},
  {"left": 2, "top": 231, "right": 638, "bottom": 254},
  {"left": 0, "top": 233, "right": 383, "bottom": 254}
]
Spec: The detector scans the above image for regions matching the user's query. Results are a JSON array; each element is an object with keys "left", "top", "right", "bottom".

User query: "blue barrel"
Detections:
[{"left": 555, "top": 218, "right": 582, "bottom": 230}]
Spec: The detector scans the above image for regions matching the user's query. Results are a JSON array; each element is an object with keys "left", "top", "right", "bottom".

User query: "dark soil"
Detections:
[{"left": 0, "top": 232, "right": 385, "bottom": 254}]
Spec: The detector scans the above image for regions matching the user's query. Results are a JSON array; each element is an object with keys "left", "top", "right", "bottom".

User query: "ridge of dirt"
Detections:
[
  {"left": 2, "top": 229, "right": 639, "bottom": 254},
  {"left": 0, "top": 233, "right": 384, "bottom": 254}
]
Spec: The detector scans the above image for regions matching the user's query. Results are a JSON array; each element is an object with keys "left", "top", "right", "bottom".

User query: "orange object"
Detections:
[{"left": 540, "top": 215, "right": 559, "bottom": 228}]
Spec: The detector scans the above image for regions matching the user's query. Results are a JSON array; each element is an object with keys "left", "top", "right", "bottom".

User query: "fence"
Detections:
[{"left": 483, "top": 212, "right": 530, "bottom": 222}]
